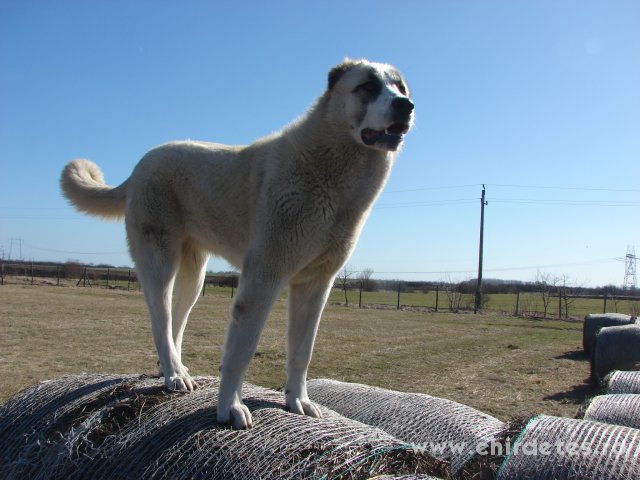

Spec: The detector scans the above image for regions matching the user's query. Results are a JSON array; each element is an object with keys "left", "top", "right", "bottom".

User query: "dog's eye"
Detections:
[
  {"left": 395, "top": 82, "right": 407, "bottom": 96},
  {"left": 355, "top": 80, "right": 381, "bottom": 95}
]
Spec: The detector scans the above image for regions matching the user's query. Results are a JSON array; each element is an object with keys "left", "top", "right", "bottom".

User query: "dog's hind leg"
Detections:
[
  {"left": 284, "top": 275, "right": 333, "bottom": 418},
  {"left": 129, "top": 226, "right": 196, "bottom": 392},
  {"left": 171, "top": 241, "right": 209, "bottom": 370}
]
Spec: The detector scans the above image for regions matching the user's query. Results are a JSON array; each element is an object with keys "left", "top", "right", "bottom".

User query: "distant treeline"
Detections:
[
  {"left": 2, "top": 259, "right": 637, "bottom": 298},
  {"left": 347, "top": 277, "right": 637, "bottom": 298}
]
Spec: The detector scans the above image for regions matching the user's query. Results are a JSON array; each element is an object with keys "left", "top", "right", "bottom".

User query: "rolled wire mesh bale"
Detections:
[
  {"left": 307, "top": 378, "right": 505, "bottom": 476},
  {"left": 0, "top": 374, "right": 448, "bottom": 480},
  {"left": 582, "top": 313, "right": 634, "bottom": 356},
  {"left": 0, "top": 374, "right": 179, "bottom": 479},
  {"left": 583, "top": 394, "right": 640, "bottom": 429},
  {"left": 606, "top": 370, "right": 640, "bottom": 394},
  {"left": 0, "top": 373, "right": 144, "bottom": 475},
  {"left": 372, "top": 476, "right": 443, "bottom": 479},
  {"left": 593, "top": 324, "right": 640, "bottom": 383},
  {"left": 497, "top": 415, "right": 640, "bottom": 479}
]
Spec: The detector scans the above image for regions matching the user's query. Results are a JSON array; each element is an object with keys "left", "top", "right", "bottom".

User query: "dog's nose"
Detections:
[{"left": 392, "top": 97, "right": 414, "bottom": 114}]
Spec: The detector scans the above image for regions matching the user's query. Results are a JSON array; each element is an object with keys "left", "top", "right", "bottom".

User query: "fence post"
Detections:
[
  {"left": 0, "top": 263, "right": 4, "bottom": 286},
  {"left": 514, "top": 291, "right": 520, "bottom": 316},
  {"left": 396, "top": 282, "right": 401, "bottom": 310},
  {"left": 358, "top": 281, "right": 363, "bottom": 308},
  {"left": 30, "top": 261, "right": 34, "bottom": 285},
  {"left": 558, "top": 289, "right": 562, "bottom": 319},
  {"left": 603, "top": 293, "right": 607, "bottom": 314},
  {"left": 77, "top": 267, "right": 92, "bottom": 288},
  {"left": 231, "top": 285, "right": 234, "bottom": 298},
  {"left": 106, "top": 268, "right": 110, "bottom": 289},
  {"left": 56, "top": 265, "right": 60, "bottom": 286},
  {"left": 435, "top": 285, "right": 439, "bottom": 312},
  {"left": 202, "top": 278, "right": 206, "bottom": 296},
  {"left": 127, "top": 269, "right": 131, "bottom": 291}
]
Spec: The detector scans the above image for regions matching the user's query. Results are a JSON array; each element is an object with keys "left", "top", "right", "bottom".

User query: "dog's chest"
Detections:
[{"left": 286, "top": 159, "right": 384, "bottom": 226}]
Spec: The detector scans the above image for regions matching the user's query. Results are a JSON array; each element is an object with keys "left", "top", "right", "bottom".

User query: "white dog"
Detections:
[{"left": 60, "top": 59, "right": 414, "bottom": 428}]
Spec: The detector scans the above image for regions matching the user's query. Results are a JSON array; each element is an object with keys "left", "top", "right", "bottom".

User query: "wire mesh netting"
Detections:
[
  {"left": 606, "top": 370, "right": 640, "bottom": 394},
  {"left": 0, "top": 374, "right": 449, "bottom": 480},
  {"left": 306, "top": 378, "right": 505, "bottom": 475},
  {"left": 593, "top": 324, "right": 640, "bottom": 383},
  {"left": 582, "top": 313, "right": 634, "bottom": 356},
  {"left": 5, "top": 374, "right": 640, "bottom": 479},
  {"left": 372, "top": 476, "right": 443, "bottom": 479},
  {"left": 496, "top": 415, "right": 640, "bottom": 479},
  {"left": 583, "top": 394, "right": 640, "bottom": 429}
]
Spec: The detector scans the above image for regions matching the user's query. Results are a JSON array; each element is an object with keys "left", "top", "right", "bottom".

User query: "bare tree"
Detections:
[
  {"left": 441, "top": 276, "right": 463, "bottom": 312},
  {"left": 603, "top": 285, "right": 621, "bottom": 313},
  {"left": 558, "top": 273, "right": 583, "bottom": 319},
  {"left": 336, "top": 266, "right": 354, "bottom": 306},
  {"left": 534, "top": 270, "right": 554, "bottom": 318},
  {"left": 358, "top": 267, "right": 376, "bottom": 292}
]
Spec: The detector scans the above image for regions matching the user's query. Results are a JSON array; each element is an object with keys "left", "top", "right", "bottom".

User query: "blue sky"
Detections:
[{"left": 1, "top": 1, "right": 638, "bottom": 287}]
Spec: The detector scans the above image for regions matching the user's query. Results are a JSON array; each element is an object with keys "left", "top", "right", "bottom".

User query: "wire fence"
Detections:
[
  {"left": 2, "top": 261, "right": 639, "bottom": 318},
  {"left": 328, "top": 282, "right": 640, "bottom": 318}
]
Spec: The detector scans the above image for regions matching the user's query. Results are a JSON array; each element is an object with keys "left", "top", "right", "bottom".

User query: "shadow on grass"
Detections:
[
  {"left": 543, "top": 349, "right": 595, "bottom": 406},
  {"left": 554, "top": 349, "right": 588, "bottom": 361},
  {"left": 543, "top": 377, "right": 596, "bottom": 406}
]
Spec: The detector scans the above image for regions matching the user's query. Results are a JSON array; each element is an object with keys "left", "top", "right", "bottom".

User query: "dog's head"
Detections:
[{"left": 327, "top": 59, "right": 414, "bottom": 152}]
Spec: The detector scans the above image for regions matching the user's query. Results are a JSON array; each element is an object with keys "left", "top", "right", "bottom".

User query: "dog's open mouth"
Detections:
[{"left": 361, "top": 122, "right": 410, "bottom": 148}]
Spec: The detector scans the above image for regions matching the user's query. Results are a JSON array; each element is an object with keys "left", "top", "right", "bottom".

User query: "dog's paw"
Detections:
[
  {"left": 286, "top": 396, "right": 323, "bottom": 419},
  {"left": 164, "top": 372, "right": 198, "bottom": 392},
  {"left": 157, "top": 361, "right": 190, "bottom": 376},
  {"left": 217, "top": 402, "right": 253, "bottom": 429}
]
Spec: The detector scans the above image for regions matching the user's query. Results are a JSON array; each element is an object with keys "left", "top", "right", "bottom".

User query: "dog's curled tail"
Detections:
[{"left": 60, "top": 159, "right": 127, "bottom": 220}]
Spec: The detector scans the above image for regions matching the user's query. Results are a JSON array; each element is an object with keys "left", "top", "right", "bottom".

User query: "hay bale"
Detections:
[
  {"left": 307, "top": 378, "right": 505, "bottom": 476},
  {"left": 593, "top": 324, "right": 640, "bottom": 383},
  {"left": 497, "top": 415, "right": 640, "bottom": 479},
  {"left": 606, "top": 370, "right": 640, "bottom": 394},
  {"left": 582, "top": 313, "right": 634, "bottom": 356},
  {"left": 583, "top": 394, "right": 640, "bottom": 429},
  {"left": 0, "top": 374, "right": 449, "bottom": 479}
]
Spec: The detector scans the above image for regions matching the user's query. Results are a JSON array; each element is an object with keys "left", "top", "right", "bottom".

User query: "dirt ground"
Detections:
[{"left": 0, "top": 284, "right": 594, "bottom": 420}]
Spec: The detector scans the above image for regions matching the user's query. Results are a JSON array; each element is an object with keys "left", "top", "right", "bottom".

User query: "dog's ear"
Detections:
[{"left": 328, "top": 61, "right": 354, "bottom": 90}]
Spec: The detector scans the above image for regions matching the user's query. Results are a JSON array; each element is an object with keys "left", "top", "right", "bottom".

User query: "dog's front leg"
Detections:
[
  {"left": 284, "top": 277, "right": 333, "bottom": 418},
  {"left": 217, "top": 271, "right": 283, "bottom": 429}
]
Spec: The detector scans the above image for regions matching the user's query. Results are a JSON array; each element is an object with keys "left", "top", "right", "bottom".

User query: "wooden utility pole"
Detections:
[{"left": 474, "top": 185, "right": 487, "bottom": 313}]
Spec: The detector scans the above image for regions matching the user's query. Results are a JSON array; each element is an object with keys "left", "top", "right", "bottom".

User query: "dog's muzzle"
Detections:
[{"left": 361, "top": 97, "right": 414, "bottom": 151}]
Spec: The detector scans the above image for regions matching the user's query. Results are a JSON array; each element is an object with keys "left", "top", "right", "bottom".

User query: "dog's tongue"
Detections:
[{"left": 361, "top": 128, "right": 383, "bottom": 146}]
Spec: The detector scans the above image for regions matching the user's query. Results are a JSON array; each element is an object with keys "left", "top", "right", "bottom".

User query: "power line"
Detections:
[
  {"left": 374, "top": 199, "right": 477, "bottom": 209},
  {"left": 0, "top": 215, "right": 82, "bottom": 219},
  {"left": 22, "top": 242, "right": 127, "bottom": 256},
  {"left": 359, "top": 258, "right": 618, "bottom": 276},
  {"left": 487, "top": 183, "right": 640, "bottom": 193},
  {"left": 384, "top": 183, "right": 640, "bottom": 194},
  {"left": 490, "top": 198, "right": 640, "bottom": 207},
  {"left": 385, "top": 184, "right": 481, "bottom": 194},
  {"left": 374, "top": 197, "right": 638, "bottom": 210}
]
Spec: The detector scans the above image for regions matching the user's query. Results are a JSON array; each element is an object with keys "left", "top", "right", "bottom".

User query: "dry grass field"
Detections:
[{"left": 0, "top": 284, "right": 594, "bottom": 421}]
